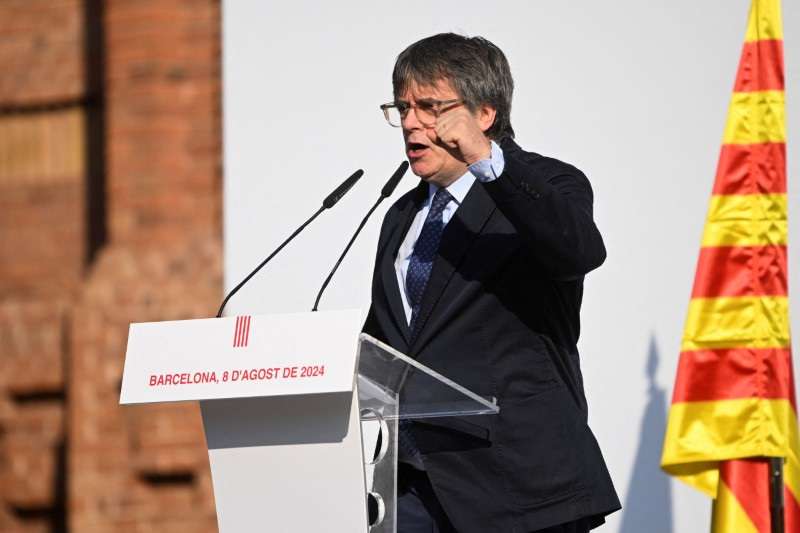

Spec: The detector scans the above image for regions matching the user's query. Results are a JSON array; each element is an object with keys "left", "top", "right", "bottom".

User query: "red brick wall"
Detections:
[
  {"left": 0, "top": 0, "right": 86, "bottom": 106},
  {"left": 0, "top": 110, "right": 86, "bottom": 299},
  {"left": 0, "top": 0, "right": 88, "bottom": 299},
  {"left": 0, "top": 1, "right": 87, "bottom": 531},
  {"left": 0, "top": 301, "right": 68, "bottom": 533},
  {"left": 0, "top": 0, "right": 223, "bottom": 531},
  {"left": 105, "top": 0, "right": 221, "bottom": 246}
]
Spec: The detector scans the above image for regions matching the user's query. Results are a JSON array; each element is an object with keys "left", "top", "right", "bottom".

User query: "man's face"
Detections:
[{"left": 398, "top": 79, "right": 472, "bottom": 187}]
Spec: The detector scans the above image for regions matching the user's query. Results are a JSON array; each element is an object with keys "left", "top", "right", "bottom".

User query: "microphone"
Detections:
[
  {"left": 312, "top": 161, "right": 409, "bottom": 311},
  {"left": 380, "top": 161, "right": 407, "bottom": 198},
  {"left": 216, "top": 169, "right": 364, "bottom": 318},
  {"left": 323, "top": 170, "right": 362, "bottom": 209}
]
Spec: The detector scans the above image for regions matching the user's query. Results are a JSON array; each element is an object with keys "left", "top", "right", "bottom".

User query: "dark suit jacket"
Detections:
[{"left": 363, "top": 137, "right": 621, "bottom": 532}]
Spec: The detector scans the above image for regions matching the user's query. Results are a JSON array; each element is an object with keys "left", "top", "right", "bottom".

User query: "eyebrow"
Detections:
[{"left": 396, "top": 98, "right": 439, "bottom": 105}]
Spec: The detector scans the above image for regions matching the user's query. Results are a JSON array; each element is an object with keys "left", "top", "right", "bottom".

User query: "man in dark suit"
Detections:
[{"left": 364, "top": 33, "right": 620, "bottom": 532}]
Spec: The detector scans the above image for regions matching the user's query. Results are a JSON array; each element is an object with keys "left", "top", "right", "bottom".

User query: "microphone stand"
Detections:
[
  {"left": 218, "top": 206, "right": 324, "bottom": 318},
  {"left": 216, "top": 168, "right": 364, "bottom": 317},
  {"left": 311, "top": 161, "right": 408, "bottom": 311},
  {"left": 312, "top": 198, "right": 383, "bottom": 311}
]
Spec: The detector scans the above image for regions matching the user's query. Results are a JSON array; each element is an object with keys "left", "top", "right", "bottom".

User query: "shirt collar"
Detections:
[{"left": 426, "top": 170, "right": 475, "bottom": 206}]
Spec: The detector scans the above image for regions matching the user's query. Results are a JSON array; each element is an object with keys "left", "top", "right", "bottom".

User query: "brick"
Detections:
[
  {"left": 0, "top": 0, "right": 86, "bottom": 106},
  {"left": 0, "top": 301, "right": 67, "bottom": 393},
  {"left": 0, "top": 180, "right": 85, "bottom": 299},
  {"left": 0, "top": 438, "right": 63, "bottom": 507}
]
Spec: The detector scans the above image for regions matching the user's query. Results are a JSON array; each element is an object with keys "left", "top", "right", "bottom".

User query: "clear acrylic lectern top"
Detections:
[{"left": 357, "top": 333, "right": 499, "bottom": 421}]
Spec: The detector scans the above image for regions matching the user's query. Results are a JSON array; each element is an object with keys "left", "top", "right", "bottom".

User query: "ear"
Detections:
[{"left": 476, "top": 104, "right": 497, "bottom": 134}]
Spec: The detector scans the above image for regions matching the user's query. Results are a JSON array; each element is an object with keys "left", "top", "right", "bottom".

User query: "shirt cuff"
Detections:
[{"left": 468, "top": 140, "right": 505, "bottom": 183}]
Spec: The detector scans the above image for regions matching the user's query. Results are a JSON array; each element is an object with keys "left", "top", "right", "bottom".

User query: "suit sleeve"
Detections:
[{"left": 480, "top": 149, "right": 606, "bottom": 280}]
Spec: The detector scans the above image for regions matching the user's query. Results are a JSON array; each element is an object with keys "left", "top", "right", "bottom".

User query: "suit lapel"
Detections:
[
  {"left": 380, "top": 182, "right": 427, "bottom": 346},
  {"left": 410, "top": 180, "right": 497, "bottom": 353}
]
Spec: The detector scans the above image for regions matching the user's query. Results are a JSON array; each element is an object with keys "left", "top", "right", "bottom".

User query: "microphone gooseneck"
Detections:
[
  {"left": 216, "top": 169, "right": 364, "bottom": 318},
  {"left": 312, "top": 161, "right": 409, "bottom": 312}
]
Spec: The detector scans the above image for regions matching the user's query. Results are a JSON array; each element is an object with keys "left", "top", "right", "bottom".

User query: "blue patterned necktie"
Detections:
[
  {"left": 406, "top": 187, "right": 453, "bottom": 331},
  {"left": 398, "top": 188, "right": 452, "bottom": 469}
]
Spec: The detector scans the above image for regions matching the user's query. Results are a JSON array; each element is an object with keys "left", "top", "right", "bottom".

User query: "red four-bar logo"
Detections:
[{"left": 232, "top": 315, "right": 251, "bottom": 348}]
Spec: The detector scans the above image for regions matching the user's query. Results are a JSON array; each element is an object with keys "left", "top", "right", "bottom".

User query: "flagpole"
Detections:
[{"left": 770, "top": 457, "right": 784, "bottom": 533}]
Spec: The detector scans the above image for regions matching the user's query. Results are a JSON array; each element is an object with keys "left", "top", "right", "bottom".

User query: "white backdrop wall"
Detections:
[{"left": 222, "top": 2, "right": 800, "bottom": 532}]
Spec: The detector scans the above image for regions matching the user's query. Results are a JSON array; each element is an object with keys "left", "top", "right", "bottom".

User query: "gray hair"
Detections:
[{"left": 392, "top": 33, "right": 515, "bottom": 140}]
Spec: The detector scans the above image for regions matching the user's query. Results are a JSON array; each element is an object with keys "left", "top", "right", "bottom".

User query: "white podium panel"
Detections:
[{"left": 122, "top": 310, "right": 369, "bottom": 533}]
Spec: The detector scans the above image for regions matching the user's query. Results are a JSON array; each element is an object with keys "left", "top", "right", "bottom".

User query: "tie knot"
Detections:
[{"left": 430, "top": 188, "right": 453, "bottom": 216}]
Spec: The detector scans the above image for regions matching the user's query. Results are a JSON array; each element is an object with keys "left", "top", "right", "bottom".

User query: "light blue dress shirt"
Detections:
[{"left": 394, "top": 141, "right": 505, "bottom": 324}]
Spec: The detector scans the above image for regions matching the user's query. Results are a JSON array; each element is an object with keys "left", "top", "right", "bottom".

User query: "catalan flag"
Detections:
[{"left": 660, "top": 0, "right": 800, "bottom": 531}]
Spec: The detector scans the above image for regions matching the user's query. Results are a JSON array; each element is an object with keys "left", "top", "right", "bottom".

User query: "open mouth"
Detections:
[{"left": 406, "top": 142, "right": 429, "bottom": 158}]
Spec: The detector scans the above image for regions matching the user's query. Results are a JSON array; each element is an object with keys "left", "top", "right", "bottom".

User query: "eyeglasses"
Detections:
[{"left": 379, "top": 98, "right": 463, "bottom": 127}]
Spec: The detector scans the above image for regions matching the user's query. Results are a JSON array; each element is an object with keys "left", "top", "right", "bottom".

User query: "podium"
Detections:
[{"left": 120, "top": 309, "right": 498, "bottom": 532}]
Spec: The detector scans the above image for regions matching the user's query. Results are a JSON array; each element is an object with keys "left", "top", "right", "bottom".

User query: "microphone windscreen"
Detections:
[
  {"left": 381, "top": 161, "right": 409, "bottom": 198},
  {"left": 323, "top": 169, "right": 364, "bottom": 209}
]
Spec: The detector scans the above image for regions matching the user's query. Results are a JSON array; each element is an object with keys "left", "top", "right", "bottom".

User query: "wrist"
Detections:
[{"left": 464, "top": 138, "right": 492, "bottom": 165}]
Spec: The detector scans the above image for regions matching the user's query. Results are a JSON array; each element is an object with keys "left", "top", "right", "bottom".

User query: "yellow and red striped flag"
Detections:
[{"left": 661, "top": 0, "right": 799, "bottom": 531}]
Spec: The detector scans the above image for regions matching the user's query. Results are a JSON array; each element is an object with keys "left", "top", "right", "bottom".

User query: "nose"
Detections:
[{"left": 401, "top": 105, "right": 423, "bottom": 131}]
